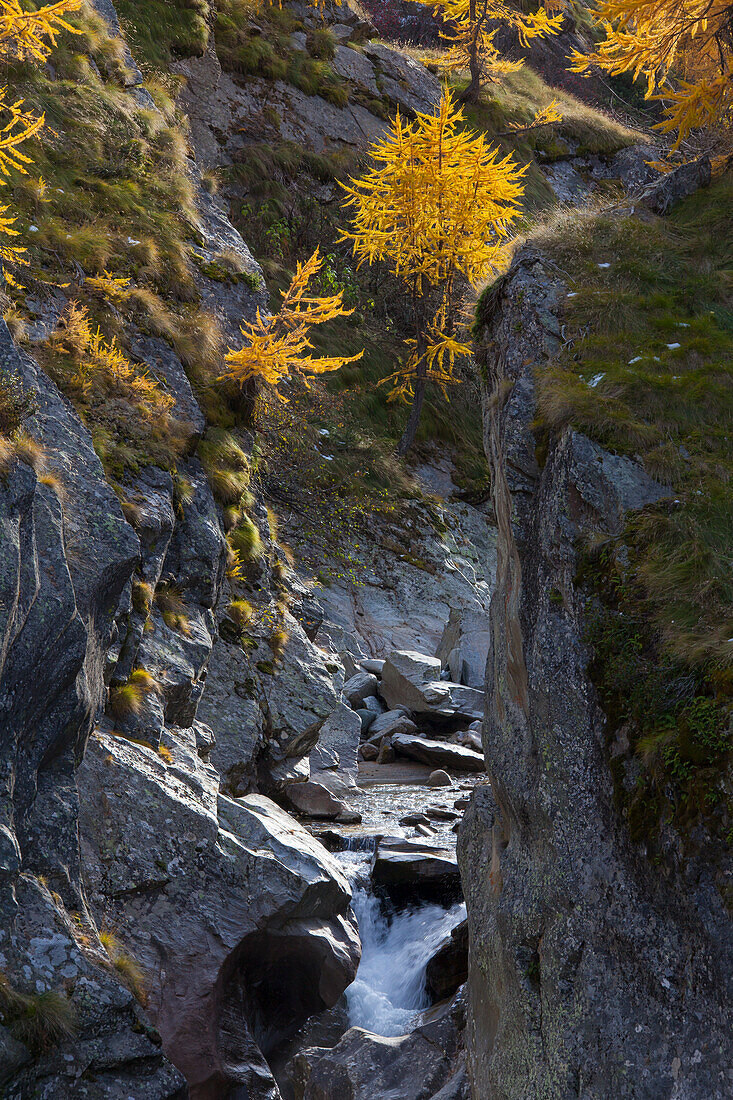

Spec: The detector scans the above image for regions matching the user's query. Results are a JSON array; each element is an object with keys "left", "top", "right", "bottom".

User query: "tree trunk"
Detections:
[
  {"left": 397, "top": 372, "right": 427, "bottom": 455},
  {"left": 458, "top": 0, "right": 482, "bottom": 105}
]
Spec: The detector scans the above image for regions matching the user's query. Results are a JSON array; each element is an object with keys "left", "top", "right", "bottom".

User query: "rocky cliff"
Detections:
[{"left": 460, "top": 238, "right": 733, "bottom": 1098}]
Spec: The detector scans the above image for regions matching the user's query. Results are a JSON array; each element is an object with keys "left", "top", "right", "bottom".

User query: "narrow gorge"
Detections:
[{"left": 0, "top": 0, "right": 730, "bottom": 1098}]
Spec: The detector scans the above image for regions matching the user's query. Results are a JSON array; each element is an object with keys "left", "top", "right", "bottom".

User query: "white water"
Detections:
[{"left": 345, "top": 880, "right": 465, "bottom": 1037}]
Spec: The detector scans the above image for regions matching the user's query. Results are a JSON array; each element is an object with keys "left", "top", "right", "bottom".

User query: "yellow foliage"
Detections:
[
  {"left": 0, "top": 0, "right": 82, "bottom": 63},
  {"left": 570, "top": 0, "right": 733, "bottom": 145},
  {"left": 85, "top": 270, "right": 133, "bottom": 305},
  {"left": 221, "top": 248, "right": 363, "bottom": 399},
  {"left": 340, "top": 89, "right": 525, "bottom": 450},
  {"left": 52, "top": 302, "right": 175, "bottom": 418},
  {"left": 0, "top": 1, "right": 81, "bottom": 267},
  {"left": 409, "top": 0, "right": 562, "bottom": 99}
]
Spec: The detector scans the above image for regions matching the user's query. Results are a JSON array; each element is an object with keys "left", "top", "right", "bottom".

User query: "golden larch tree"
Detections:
[
  {"left": 570, "top": 0, "right": 733, "bottom": 146},
  {"left": 221, "top": 248, "right": 362, "bottom": 399},
  {"left": 410, "top": 0, "right": 563, "bottom": 103},
  {"left": 340, "top": 89, "right": 526, "bottom": 455},
  {"left": 0, "top": 0, "right": 82, "bottom": 269}
]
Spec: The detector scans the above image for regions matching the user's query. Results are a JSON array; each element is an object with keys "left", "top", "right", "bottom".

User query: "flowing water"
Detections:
[
  {"left": 345, "top": 881, "right": 465, "bottom": 1036},
  {"left": 330, "top": 773, "right": 473, "bottom": 1038}
]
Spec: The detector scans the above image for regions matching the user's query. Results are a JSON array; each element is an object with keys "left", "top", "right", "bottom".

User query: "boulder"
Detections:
[
  {"left": 79, "top": 733, "right": 360, "bottom": 1096},
  {"left": 445, "top": 684, "right": 485, "bottom": 721},
  {"left": 310, "top": 701, "right": 361, "bottom": 787},
  {"left": 426, "top": 919, "right": 469, "bottom": 1002},
  {"left": 343, "top": 671, "right": 379, "bottom": 709},
  {"left": 399, "top": 813, "right": 432, "bottom": 826},
  {"left": 637, "top": 155, "right": 711, "bottom": 215},
  {"left": 372, "top": 837, "right": 460, "bottom": 891},
  {"left": 261, "top": 612, "right": 341, "bottom": 760},
  {"left": 362, "top": 694, "right": 383, "bottom": 714},
  {"left": 392, "top": 733, "right": 485, "bottom": 772},
  {"left": 286, "top": 780, "right": 349, "bottom": 820},
  {"left": 368, "top": 709, "right": 418, "bottom": 739},
  {"left": 376, "top": 737, "right": 396, "bottom": 764},
  {"left": 360, "top": 658, "right": 385, "bottom": 676},
  {"left": 428, "top": 770, "right": 453, "bottom": 787},
  {"left": 198, "top": 636, "right": 265, "bottom": 797},
  {"left": 436, "top": 608, "right": 490, "bottom": 688},
  {"left": 287, "top": 993, "right": 466, "bottom": 1100},
  {"left": 380, "top": 650, "right": 449, "bottom": 711},
  {"left": 425, "top": 805, "right": 459, "bottom": 821},
  {"left": 359, "top": 742, "right": 378, "bottom": 761},
  {"left": 355, "top": 708, "right": 376, "bottom": 734}
]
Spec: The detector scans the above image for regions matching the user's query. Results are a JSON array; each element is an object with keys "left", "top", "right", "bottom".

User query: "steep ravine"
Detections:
[{"left": 462, "top": 236, "right": 733, "bottom": 1098}]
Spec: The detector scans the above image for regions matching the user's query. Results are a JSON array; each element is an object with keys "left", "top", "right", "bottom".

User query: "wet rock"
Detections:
[
  {"left": 427, "top": 769, "right": 452, "bottom": 787},
  {"left": 425, "top": 805, "right": 459, "bottom": 821},
  {"left": 436, "top": 608, "right": 491, "bottom": 688},
  {"left": 343, "top": 670, "right": 379, "bottom": 708},
  {"left": 286, "top": 780, "right": 349, "bottom": 820},
  {"left": 399, "top": 812, "right": 432, "bottom": 826},
  {"left": 426, "top": 919, "right": 469, "bottom": 1001},
  {"left": 392, "top": 733, "right": 485, "bottom": 772},
  {"left": 372, "top": 837, "right": 460, "bottom": 891},
  {"left": 288, "top": 991, "right": 466, "bottom": 1100}
]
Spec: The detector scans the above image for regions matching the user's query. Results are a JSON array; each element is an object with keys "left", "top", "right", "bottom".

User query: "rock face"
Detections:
[
  {"left": 0, "top": 324, "right": 187, "bottom": 1095},
  {"left": 461, "top": 246, "right": 733, "bottom": 1099},
  {"left": 79, "top": 734, "right": 360, "bottom": 1097}
]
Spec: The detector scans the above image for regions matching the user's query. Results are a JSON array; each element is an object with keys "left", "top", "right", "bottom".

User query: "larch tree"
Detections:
[
  {"left": 340, "top": 89, "right": 526, "bottom": 455},
  {"left": 409, "top": 0, "right": 563, "bottom": 104},
  {"left": 221, "top": 248, "right": 362, "bottom": 401},
  {"left": 570, "top": 0, "right": 733, "bottom": 146},
  {"left": 0, "top": 0, "right": 82, "bottom": 270}
]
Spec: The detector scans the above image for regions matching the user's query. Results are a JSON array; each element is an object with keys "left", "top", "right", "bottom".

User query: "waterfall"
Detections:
[{"left": 338, "top": 848, "right": 465, "bottom": 1037}]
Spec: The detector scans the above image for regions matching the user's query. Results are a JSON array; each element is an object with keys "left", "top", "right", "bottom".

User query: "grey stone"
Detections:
[
  {"left": 343, "top": 670, "right": 379, "bottom": 708},
  {"left": 380, "top": 650, "right": 449, "bottom": 711},
  {"left": 372, "top": 837, "right": 460, "bottom": 891},
  {"left": 436, "top": 607, "right": 490, "bottom": 688},
  {"left": 360, "top": 658, "right": 385, "bottom": 676},
  {"left": 637, "top": 155, "right": 711, "bottom": 215},
  {"left": 425, "top": 919, "right": 468, "bottom": 1001},
  {"left": 331, "top": 44, "right": 379, "bottom": 95},
  {"left": 311, "top": 701, "right": 361, "bottom": 786},
  {"left": 427, "top": 770, "right": 452, "bottom": 787},
  {"left": 288, "top": 993, "right": 465, "bottom": 1099},
  {"left": 80, "top": 738, "right": 360, "bottom": 1095},
  {"left": 285, "top": 780, "right": 349, "bottom": 820},
  {"left": 368, "top": 709, "right": 418, "bottom": 740},
  {"left": 392, "top": 733, "right": 485, "bottom": 772}
]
